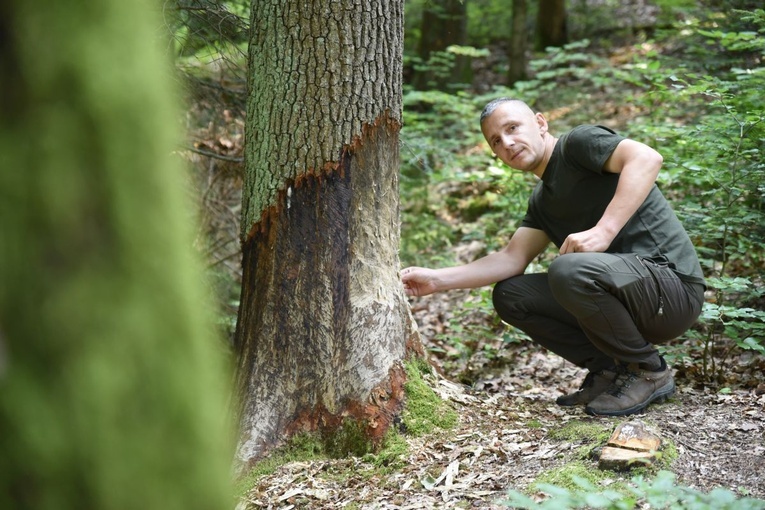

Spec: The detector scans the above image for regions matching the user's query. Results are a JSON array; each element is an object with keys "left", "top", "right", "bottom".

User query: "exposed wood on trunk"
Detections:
[{"left": 235, "top": 0, "right": 420, "bottom": 469}]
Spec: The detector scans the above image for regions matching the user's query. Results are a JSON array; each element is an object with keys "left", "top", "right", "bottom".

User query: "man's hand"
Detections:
[
  {"left": 401, "top": 267, "right": 440, "bottom": 297},
  {"left": 560, "top": 225, "right": 615, "bottom": 254}
]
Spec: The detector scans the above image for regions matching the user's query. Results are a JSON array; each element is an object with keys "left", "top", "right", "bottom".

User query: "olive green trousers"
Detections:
[{"left": 492, "top": 252, "right": 705, "bottom": 372}]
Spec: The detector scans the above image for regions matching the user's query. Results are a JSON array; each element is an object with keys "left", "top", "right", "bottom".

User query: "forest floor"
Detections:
[{"left": 236, "top": 288, "right": 765, "bottom": 509}]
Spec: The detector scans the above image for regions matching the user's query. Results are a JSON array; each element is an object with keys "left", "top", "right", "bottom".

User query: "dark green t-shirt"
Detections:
[{"left": 521, "top": 125, "right": 705, "bottom": 285}]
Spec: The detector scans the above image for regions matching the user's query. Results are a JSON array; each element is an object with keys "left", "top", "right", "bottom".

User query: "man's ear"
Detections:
[{"left": 536, "top": 112, "right": 548, "bottom": 134}]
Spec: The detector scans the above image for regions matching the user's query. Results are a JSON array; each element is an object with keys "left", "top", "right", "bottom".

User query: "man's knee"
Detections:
[
  {"left": 492, "top": 277, "right": 525, "bottom": 323},
  {"left": 492, "top": 273, "right": 555, "bottom": 325},
  {"left": 549, "top": 253, "right": 587, "bottom": 279},
  {"left": 492, "top": 277, "right": 518, "bottom": 307},
  {"left": 549, "top": 254, "right": 587, "bottom": 298}
]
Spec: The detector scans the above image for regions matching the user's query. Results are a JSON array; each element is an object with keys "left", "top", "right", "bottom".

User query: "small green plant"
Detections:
[
  {"left": 502, "top": 470, "right": 765, "bottom": 509},
  {"left": 512, "top": 39, "right": 618, "bottom": 107}
]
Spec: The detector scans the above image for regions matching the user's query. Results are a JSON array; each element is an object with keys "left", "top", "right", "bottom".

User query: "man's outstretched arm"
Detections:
[{"left": 401, "top": 227, "right": 550, "bottom": 297}]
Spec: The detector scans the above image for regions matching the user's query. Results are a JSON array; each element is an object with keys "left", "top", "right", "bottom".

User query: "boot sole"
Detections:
[
  {"left": 584, "top": 380, "right": 676, "bottom": 417},
  {"left": 556, "top": 398, "right": 586, "bottom": 407},
  {"left": 557, "top": 394, "right": 593, "bottom": 407}
]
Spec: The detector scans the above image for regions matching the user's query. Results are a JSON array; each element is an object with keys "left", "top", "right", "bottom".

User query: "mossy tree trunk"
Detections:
[
  {"left": 234, "top": 0, "right": 421, "bottom": 468},
  {"left": 0, "top": 1, "right": 233, "bottom": 509}
]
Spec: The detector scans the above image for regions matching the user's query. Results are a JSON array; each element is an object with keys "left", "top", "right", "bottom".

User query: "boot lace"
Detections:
[{"left": 605, "top": 366, "right": 638, "bottom": 398}]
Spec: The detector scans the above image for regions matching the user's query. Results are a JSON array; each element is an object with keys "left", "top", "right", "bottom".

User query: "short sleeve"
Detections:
[{"left": 561, "top": 125, "right": 625, "bottom": 174}]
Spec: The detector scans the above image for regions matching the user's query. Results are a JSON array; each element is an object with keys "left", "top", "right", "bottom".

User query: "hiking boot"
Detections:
[
  {"left": 556, "top": 368, "right": 618, "bottom": 407},
  {"left": 585, "top": 362, "right": 675, "bottom": 417}
]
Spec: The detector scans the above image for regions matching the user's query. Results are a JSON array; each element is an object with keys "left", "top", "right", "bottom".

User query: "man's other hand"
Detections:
[{"left": 560, "top": 226, "right": 614, "bottom": 254}]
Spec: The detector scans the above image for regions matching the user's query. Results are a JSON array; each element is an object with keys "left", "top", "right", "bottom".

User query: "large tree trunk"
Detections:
[
  {"left": 508, "top": 0, "right": 529, "bottom": 85},
  {"left": 234, "top": 0, "right": 420, "bottom": 468},
  {"left": 536, "top": 0, "right": 568, "bottom": 50},
  {"left": 0, "top": 1, "right": 232, "bottom": 509},
  {"left": 412, "top": 0, "right": 471, "bottom": 90}
]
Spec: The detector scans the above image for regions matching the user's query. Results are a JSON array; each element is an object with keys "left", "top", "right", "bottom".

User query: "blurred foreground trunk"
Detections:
[{"left": 0, "top": 1, "right": 233, "bottom": 509}]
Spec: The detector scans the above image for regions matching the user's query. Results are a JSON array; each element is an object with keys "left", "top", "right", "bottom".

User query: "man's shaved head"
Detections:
[{"left": 480, "top": 97, "right": 535, "bottom": 125}]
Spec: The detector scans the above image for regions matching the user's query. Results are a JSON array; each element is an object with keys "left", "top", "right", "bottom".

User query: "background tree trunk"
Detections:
[
  {"left": 508, "top": 0, "right": 529, "bottom": 85},
  {"left": 412, "top": 0, "right": 471, "bottom": 90},
  {"left": 234, "top": 0, "right": 420, "bottom": 469},
  {"left": 0, "top": 1, "right": 233, "bottom": 509},
  {"left": 536, "top": 0, "right": 568, "bottom": 50}
]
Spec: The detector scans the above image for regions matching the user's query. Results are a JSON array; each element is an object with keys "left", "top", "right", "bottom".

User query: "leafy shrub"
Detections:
[
  {"left": 503, "top": 470, "right": 765, "bottom": 509},
  {"left": 623, "top": 7, "right": 765, "bottom": 382}
]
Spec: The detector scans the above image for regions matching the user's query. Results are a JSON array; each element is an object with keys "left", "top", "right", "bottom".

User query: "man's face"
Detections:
[{"left": 480, "top": 102, "right": 548, "bottom": 173}]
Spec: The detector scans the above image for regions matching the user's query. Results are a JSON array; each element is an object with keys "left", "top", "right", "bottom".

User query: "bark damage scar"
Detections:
[
  {"left": 244, "top": 111, "right": 400, "bottom": 242},
  {"left": 284, "top": 361, "right": 407, "bottom": 447}
]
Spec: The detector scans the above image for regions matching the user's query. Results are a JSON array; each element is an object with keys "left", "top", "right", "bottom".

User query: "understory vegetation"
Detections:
[
  {"left": 170, "top": 0, "right": 764, "bottom": 507},
  {"left": 398, "top": 5, "right": 765, "bottom": 388}
]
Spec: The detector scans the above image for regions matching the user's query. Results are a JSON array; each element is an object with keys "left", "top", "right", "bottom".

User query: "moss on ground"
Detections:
[
  {"left": 233, "top": 432, "right": 325, "bottom": 497},
  {"left": 236, "top": 357, "right": 458, "bottom": 499},
  {"left": 547, "top": 419, "right": 612, "bottom": 443},
  {"left": 402, "top": 358, "right": 459, "bottom": 435}
]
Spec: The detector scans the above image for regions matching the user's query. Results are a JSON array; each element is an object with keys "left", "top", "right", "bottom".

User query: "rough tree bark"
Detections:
[
  {"left": 0, "top": 1, "right": 232, "bottom": 509},
  {"left": 508, "top": 0, "right": 529, "bottom": 85},
  {"left": 234, "top": 0, "right": 421, "bottom": 469},
  {"left": 536, "top": 0, "right": 568, "bottom": 50}
]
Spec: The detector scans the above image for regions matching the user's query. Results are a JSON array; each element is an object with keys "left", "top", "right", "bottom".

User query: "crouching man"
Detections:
[{"left": 401, "top": 98, "right": 705, "bottom": 416}]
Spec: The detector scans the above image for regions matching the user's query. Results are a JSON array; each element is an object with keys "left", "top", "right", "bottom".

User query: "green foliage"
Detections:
[
  {"left": 621, "top": 7, "right": 765, "bottom": 382},
  {"left": 408, "top": 45, "right": 488, "bottom": 92},
  {"left": 399, "top": 90, "right": 490, "bottom": 267},
  {"left": 529, "top": 40, "right": 610, "bottom": 87},
  {"left": 503, "top": 470, "right": 765, "bottom": 509},
  {"left": 465, "top": 0, "right": 516, "bottom": 47}
]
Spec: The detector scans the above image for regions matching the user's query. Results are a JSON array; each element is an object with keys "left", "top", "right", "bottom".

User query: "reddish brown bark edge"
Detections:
[
  {"left": 283, "top": 361, "right": 408, "bottom": 450},
  {"left": 244, "top": 112, "right": 400, "bottom": 242}
]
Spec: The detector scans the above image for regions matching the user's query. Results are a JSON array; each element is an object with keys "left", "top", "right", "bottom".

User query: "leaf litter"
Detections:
[{"left": 238, "top": 287, "right": 765, "bottom": 509}]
